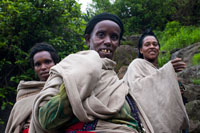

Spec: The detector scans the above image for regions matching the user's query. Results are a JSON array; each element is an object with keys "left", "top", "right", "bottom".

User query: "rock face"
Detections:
[
  {"left": 171, "top": 43, "right": 200, "bottom": 132},
  {"left": 114, "top": 41, "right": 200, "bottom": 132},
  {"left": 171, "top": 42, "right": 200, "bottom": 67},
  {"left": 113, "top": 45, "right": 137, "bottom": 74}
]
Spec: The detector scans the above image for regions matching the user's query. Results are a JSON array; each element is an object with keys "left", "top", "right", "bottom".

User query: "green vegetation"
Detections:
[
  {"left": 191, "top": 79, "right": 200, "bottom": 85},
  {"left": 192, "top": 53, "right": 200, "bottom": 66},
  {"left": 0, "top": 0, "right": 85, "bottom": 118},
  {"left": 156, "top": 21, "right": 200, "bottom": 66},
  {"left": 88, "top": 0, "right": 200, "bottom": 35}
]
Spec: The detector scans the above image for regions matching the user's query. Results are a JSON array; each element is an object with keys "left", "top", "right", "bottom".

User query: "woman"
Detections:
[
  {"left": 5, "top": 42, "right": 59, "bottom": 133},
  {"left": 29, "top": 13, "right": 154, "bottom": 133},
  {"left": 123, "top": 29, "right": 189, "bottom": 132}
]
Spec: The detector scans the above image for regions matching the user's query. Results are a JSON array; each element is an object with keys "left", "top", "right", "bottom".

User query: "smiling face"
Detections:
[
  {"left": 33, "top": 51, "right": 55, "bottom": 81},
  {"left": 140, "top": 36, "right": 160, "bottom": 63},
  {"left": 85, "top": 20, "right": 121, "bottom": 60}
]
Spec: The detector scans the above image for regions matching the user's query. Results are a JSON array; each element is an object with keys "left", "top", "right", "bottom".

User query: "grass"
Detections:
[
  {"left": 192, "top": 53, "right": 200, "bottom": 66},
  {"left": 155, "top": 21, "right": 200, "bottom": 66}
]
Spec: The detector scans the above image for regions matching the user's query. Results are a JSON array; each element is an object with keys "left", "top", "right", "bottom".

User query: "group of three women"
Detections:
[{"left": 6, "top": 13, "right": 189, "bottom": 133}]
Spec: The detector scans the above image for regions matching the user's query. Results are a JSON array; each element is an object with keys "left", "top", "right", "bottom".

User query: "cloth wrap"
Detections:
[
  {"left": 123, "top": 58, "right": 189, "bottom": 133},
  {"left": 5, "top": 81, "right": 45, "bottom": 133}
]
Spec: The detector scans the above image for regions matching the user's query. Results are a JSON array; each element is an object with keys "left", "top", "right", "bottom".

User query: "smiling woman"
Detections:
[
  {"left": 123, "top": 29, "right": 189, "bottom": 132},
  {"left": 85, "top": 20, "right": 121, "bottom": 59}
]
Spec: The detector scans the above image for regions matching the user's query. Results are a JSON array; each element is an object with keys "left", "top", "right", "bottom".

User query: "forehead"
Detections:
[
  {"left": 143, "top": 36, "right": 158, "bottom": 43},
  {"left": 33, "top": 51, "right": 52, "bottom": 62},
  {"left": 93, "top": 20, "right": 121, "bottom": 33}
]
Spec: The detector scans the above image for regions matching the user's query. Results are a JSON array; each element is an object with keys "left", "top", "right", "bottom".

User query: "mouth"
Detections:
[
  {"left": 149, "top": 50, "right": 157, "bottom": 55},
  {"left": 99, "top": 49, "right": 112, "bottom": 54},
  {"left": 40, "top": 72, "right": 49, "bottom": 77}
]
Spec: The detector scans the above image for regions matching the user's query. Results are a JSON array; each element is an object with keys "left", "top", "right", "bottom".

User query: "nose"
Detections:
[
  {"left": 41, "top": 63, "right": 47, "bottom": 70},
  {"left": 149, "top": 43, "right": 155, "bottom": 48},
  {"left": 104, "top": 36, "right": 111, "bottom": 46}
]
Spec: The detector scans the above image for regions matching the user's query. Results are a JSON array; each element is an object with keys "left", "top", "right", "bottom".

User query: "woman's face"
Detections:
[
  {"left": 33, "top": 51, "right": 55, "bottom": 81},
  {"left": 140, "top": 36, "right": 160, "bottom": 62},
  {"left": 86, "top": 20, "right": 121, "bottom": 60}
]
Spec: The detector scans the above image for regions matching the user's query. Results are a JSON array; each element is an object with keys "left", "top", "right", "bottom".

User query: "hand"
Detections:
[{"left": 171, "top": 58, "right": 186, "bottom": 72}]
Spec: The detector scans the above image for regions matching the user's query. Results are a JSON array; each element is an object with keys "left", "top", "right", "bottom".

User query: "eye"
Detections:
[
  {"left": 34, "top": 62, "right": 41, "bottom": 67},
  {"left": 44, "top": 59, "right": 52, "bottom": 64},
  {"left": 153, "top": 42, "right": 158, "bottom": 46},
  {"left": 97, "top": 32, "right": 105, "bottom": 38},
  {"left": 144, "top": 42, "right": 150, "bottom": 47},
  {"left": 111, "top": 34, "right": 119, "bottom": 41}
]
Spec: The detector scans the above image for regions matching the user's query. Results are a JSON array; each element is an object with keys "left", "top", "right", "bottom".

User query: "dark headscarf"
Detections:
[
  {"left": 84, "top": 13, "right": 124, "bottom": 40},
  {"left": 138, "top": 28, "right": 160, "bottom": 58}
]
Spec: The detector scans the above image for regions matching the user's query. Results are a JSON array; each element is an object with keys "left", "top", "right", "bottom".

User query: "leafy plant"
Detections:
[
  {"left": 0, "top": 0, "right": 85, "bottom": 126},
  {"left": 192, "top": 53, "right": 200, "bottom": 66},
  {"left": 191, "top": 79, "right": 200, "bottom": 85},
  {"left": 157, "top": 21, "right": 200, "bottom": 66}
]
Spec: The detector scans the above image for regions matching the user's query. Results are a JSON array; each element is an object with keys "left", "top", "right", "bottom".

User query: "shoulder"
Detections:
[{"left": 129, "top": 58, "right": 146, "bottom": 67}]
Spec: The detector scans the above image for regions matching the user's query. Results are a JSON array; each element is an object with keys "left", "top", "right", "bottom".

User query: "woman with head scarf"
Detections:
[
  {"left": 5, "top": 42, "right": 59, "bottom": 133},
  {"left": 123, "top": 29, "right": 189, "bottom": 132},
  {"left": 29, "top": 13, "right": 155, "bottom": 133}
]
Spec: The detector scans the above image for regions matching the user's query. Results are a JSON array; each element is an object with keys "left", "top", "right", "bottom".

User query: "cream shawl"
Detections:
[
  {"left": 30, "top": 50, "right": 134, "bottom": 133},
  {"left": 5, "top": 80, "right": 45, "bottom": 133},
  {"left": 123, "top": 58, "right": 189, "bottom": 132}
]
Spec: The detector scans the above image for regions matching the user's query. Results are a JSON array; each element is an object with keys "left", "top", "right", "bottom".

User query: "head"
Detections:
[
  {"left": 29, "top": 42, "right": 60, "bottom": 81},
  {"left": 84, "top": 13, "right": 124, "bottom": 60},
  {"left": 138, "top": 28, "right": 160, "bottom": 63}
]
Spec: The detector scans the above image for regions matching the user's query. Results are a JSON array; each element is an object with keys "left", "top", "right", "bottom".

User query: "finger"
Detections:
[
  {"left": 173, "top": 63, "right": 186, "bottom": 69},
  {"left": 171, "top": 58, "right": 182, "bottom": 63},
  {"left": 175, "top": 68, "right": 185, "bottom": 72}
]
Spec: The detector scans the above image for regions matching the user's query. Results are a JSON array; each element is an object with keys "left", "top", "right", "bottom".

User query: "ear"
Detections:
[
  {"left": 139, "top": 48, "right": 143, "bottom": 54},
  {"left": 85, "top": 34, "right": 90, "bottom": 47}
]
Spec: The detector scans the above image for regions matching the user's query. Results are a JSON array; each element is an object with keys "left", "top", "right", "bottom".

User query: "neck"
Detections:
[{"left": 145, "top": 58, "right": 158, "bottom": 68}]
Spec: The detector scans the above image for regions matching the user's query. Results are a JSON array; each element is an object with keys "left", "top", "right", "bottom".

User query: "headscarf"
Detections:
[{"left": 84, "top": 12, "right": 124, "bottom": 40}]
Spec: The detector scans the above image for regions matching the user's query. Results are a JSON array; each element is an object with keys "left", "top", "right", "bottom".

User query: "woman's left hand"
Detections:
[{"left": 171, "top": 58, "right": 186, "bottom": 72}]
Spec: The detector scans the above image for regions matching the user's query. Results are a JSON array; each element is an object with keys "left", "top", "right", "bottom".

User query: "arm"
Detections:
[{"left": 38, "top": 83, "right": 78, "bottom": 130}]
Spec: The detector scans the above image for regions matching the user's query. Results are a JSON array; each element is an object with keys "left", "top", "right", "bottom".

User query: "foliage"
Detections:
[
  {"left": 172, "top": 0, "right": 200, "bottom": 25},
  {"left": 157, "top": 21, "right": 200, "bottom": 66},
  {"left": 0, "top": 0, "right": 85, "bottom": 119},
  {"left": 191, "top": 79, "right": 200, "bottom": 85},
  {"left": 192, "top": 53, "right": 200, "bottom": 66},
  {"left": 87, "top": 0, "right": 200, "bottom": 35}
]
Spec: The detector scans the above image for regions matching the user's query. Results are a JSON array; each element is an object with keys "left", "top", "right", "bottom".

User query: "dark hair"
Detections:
[
  {"left": 84, "top": 12, "right": 124, "bottom": 40},
  {"left": 29, "top": 42, "right": 60, "bottom": 67},
  {"left": 138, "top": 28, "right": 160, "bottom": 58}
]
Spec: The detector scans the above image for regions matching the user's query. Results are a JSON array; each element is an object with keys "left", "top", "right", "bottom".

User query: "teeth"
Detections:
[{"left": 101, "top": 49, "right": 110, "bottom": 53}]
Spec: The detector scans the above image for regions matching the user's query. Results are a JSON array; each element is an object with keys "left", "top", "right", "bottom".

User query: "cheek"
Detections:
[
  {"left": 113, "top": 40, "right": 119, "bottom": 47},
  {"left": 47, "top": 62, "right": 55, "bottom": 69},
  {"left": 34, "top": 67, "right": 39, "bottom": 73},
  {"left": 90, "top": 39, "right": 101, "bottom": 49},
  {"left": 113, "top": 43, "right": 119, "bottom": 51},
  {"left": 34, "top": 67, "right": 40, "bottom": 77}
]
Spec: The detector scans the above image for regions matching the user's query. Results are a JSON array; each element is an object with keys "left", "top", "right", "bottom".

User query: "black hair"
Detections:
[
  {"left": 84, "top": 12, "right": 124, "bottom": 40},
  {"left": 138, "top": 28, "right": 160, "bottom": 58},
  {"left": 29, "top": 42, "right": 60, "bottom": 67}
]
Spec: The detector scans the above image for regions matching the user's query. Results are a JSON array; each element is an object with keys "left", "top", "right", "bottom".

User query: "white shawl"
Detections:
[
  {"left": 5, "top": 81, "right": 45, "bottom": 133},
  {"left": 29, "top": 50, "right": 130, "bottom": 133},
  {"left": 123, "top": 58, "right": 189, "bottom": 133}
]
